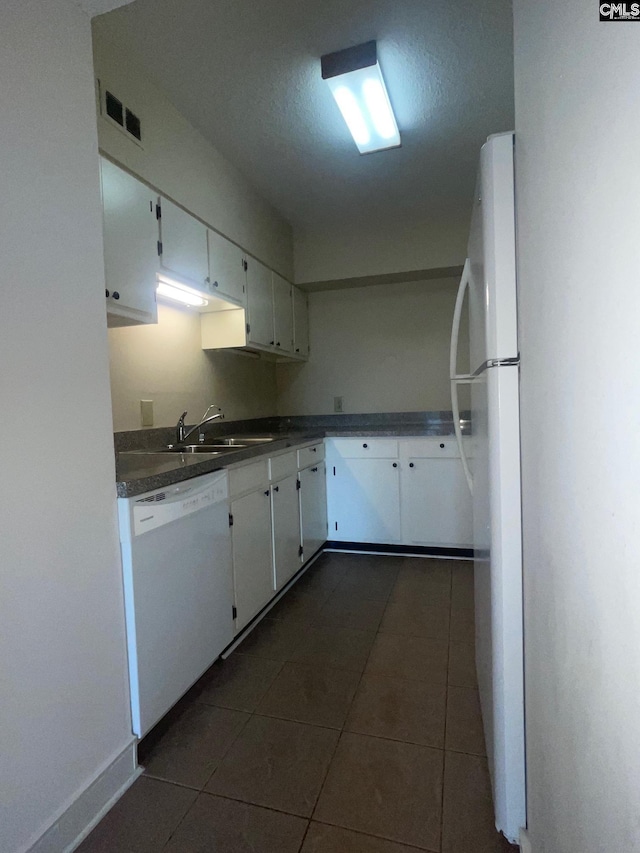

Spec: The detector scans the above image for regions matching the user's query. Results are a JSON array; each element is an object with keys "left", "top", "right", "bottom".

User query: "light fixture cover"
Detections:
[
  {"left": 156, "top": 275, "right": 209, "bottom": 308},
  {"left": 321, "top": 40, "right": 400, "bottom": 155}
]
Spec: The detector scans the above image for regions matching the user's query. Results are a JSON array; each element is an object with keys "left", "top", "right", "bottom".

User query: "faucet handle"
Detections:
[
  {"left": 176, "top": 411, "right": 188, "bottom": 443},
  {"left": 200, "top": 403, "right": 222, "bottom": 421}
]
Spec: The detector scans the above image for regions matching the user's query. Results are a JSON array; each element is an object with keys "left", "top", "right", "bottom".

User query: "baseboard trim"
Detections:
[
  {"left": 325, "top": 541, "right": 474, "bottom": 559},
  {"left": 24, "top": 738, "right": 139, "bottom": 853},
  {"left": 519, "top": 828, "right": 533, "bottom": 853}
]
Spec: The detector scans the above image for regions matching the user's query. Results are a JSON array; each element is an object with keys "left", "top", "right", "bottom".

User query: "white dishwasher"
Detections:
[{"left": 118, "top": 470, "right": 233, "bottom": 738}]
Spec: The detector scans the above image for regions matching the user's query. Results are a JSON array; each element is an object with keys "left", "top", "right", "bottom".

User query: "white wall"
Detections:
[
  {"left": 109, "top": 304, "right": 277, "bottom": 430},
  {"left": 276, "top": 277, "right": 467, "bottom": 415},
  {"left": 513, "top": 2, "right": 640, "bottom": 851},
  {"left": 92, "top": 31, "right": 294, "bottom": 280},
  {"left": 0, "top": 2, "right": 134, "bottom": 852},
  {"left": 294, "top": 215, "right": 467, "bottom": 285}
]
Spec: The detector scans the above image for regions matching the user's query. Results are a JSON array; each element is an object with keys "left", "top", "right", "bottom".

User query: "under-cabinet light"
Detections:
[
  {"left": 321, "top": 40, "right": 400, "bottom": 155},
  {"left": 156, "top": 275, "right": 209, "bottom": 308}
]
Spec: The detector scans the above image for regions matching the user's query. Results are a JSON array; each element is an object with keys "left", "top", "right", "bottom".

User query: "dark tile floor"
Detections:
[{"left": 77, "top": 553, "right": 519, "bottom": 853}]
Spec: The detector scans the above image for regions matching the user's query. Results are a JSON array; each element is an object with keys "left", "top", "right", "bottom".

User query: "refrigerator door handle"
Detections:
[
  {"left": 450, "top": 258, "right": 474, "bottom": 494},
  {"left": 451, "top": 378, "right": 473, "bottom": 494},
  {"left": 449, "top": 258, "right": 474, "bottom": 382}
]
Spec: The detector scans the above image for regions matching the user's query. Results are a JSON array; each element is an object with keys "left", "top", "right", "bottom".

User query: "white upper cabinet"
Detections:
[
  {"left": 292, "top": 286, "right": 310, "bottom": 358},
  {"left": 158, "top": 196, "right": 208, "bottom": 288},
  {"left": 101, "top": 158, "right": 159, "bottom": 326},
  {"left": 246, "top": 258, "right": 274, "bottom": 347},
  {"left": 207, "top": 229, "right": 246, "bottom": 305},
  {"left": 272, "top": 274, "right": 294, "bottom": 354}
]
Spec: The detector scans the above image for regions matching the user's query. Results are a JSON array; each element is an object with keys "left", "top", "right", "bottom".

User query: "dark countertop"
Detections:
[{"left": 115, "top": 411, "right": 470, "bottom": 498}]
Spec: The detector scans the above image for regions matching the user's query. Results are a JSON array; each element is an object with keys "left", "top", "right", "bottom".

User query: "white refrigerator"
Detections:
[{"left": 450, "top": 131, "right": 526, "bottom": 844}]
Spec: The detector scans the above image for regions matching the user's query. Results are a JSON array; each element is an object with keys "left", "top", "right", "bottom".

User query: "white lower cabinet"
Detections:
[
  {"left": 401, "top": 442, "right": 473, "bottom": 547},
  {"left": 271, "top": 474, "right": 302, "bottom": 591},
  {"left": 228, "top": 443, "right": 325, "bottom": 635},
  {"left": 326, "top": 437, "right": 472, "bottom": 548},
  {"left": 230, "top": 486, "right": 273, "bottom": 633},
  {"left": 299, "top": 462, "right": 328, "bottom": 561},
  {"left": 327, "top": 454, "right": 402, "bottom": 544}
]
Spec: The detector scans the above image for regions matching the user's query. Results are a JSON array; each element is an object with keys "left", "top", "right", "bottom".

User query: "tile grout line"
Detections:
[
  {"left": 303, "top": 559, "right": 401, "bottom": 847},
  {"left": 154, "top": 555, "right": 456, "bottom": 853},
  {"left": 159, "top": 562, "right": 346, "bottom": 853},
  {"left": 309, "top": 816, "right": 440, "bottom": 853}
]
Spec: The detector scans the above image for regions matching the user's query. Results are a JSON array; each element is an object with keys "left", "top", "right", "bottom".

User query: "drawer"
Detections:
[
  {"left": 269, "top": 450, "right": 298, "bottom": 481},
  {"left": 402, "top": 437, "right": 461, "bottom": 459},
  {"left": 228, "top": 459, "right": 269, "bottom": 497},
  {"left": 330, "top": 438, "right": 398, "bottom": 459},
  {"left": 297, "top": 442, "right": 325, "bottom": 469}
]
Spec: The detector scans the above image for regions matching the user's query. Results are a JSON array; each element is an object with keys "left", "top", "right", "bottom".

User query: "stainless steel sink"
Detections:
[
  {"left": 162, "top": 444, "right": 247, "bottom": 453},
  {"left": 215, "top": 436, "right": 276, "bottom": 445},
  {"left": 122, "top": 435, "right": 278, "bottom": 456}
]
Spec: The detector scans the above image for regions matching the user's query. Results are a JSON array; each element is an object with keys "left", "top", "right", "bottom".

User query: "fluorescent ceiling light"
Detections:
[
  {"left": 156, "top": 275, "right": 209, "bottom": 307},
  {"left": 321, "top": 40, "right": 400, "bottom": 155}
]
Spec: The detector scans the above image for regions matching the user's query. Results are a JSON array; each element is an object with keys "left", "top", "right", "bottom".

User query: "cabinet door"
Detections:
[
  {"left": 327, "top": 458, "right": 401, "bottom": 544},
  {"left": 272, "top": 274, "right": 293, "bottom": 353},
  {"left": 300, "top": 463, "right": 328, "bottom": 561},
  {"left": 101, "top": 158, "right": 158, "bottom": 326},
  {"left": 159, "top": 196, "right": 208, "bottom": 288},
  {"left": 207, "top": 229, "right": 246, "bottom": 305},
  {"left": 401, "top": 457, "right": 473, "bottom": 547},
  {"left": 292, "top": 287, "right": 309, "bottom": 358},
  {"left": 231, "top": 488, "right": 273, "bottom": 632},
  {"left": 271, "top": 475, "right": 302, "bottom": 590},
  {"left": 246, "top": 259, "right": 274, "bottom": 347}
]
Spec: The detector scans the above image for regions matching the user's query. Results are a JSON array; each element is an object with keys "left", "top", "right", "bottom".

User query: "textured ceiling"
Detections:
[{"left": 93, "top": 0, "right": 514, "bottom": 235}]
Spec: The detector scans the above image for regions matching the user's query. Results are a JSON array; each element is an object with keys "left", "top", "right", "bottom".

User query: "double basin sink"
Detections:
[{"left": 134, "top": 436, "right": 276, "bottom": 456}]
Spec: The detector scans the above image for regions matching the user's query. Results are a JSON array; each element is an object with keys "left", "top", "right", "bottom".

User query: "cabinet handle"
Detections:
[
  {"left": 270, "top": 340, "right": 275, "bottom": 345},
  {"left": 311, "top": 447, "right": 317, "bottom": 452},
  {"left": 213, "top": 280, "right": 219, "bottom": 288},
  {"left": 105, "top": 289, "right": 110, "bottom": 298},
  {"left": 440, "top": 443, "right": 445, "bottom": 449},
  {"left": 311, "top": 466, "right": 318, "bottom": 472},
  {"left": 274, "top": 485, "right": 279, "bottom": 492},
  {"left": 264, "top": 489, "right": 270, "bottom": 496},
  {"left": 276, "top": 341, "right": 281, "bottom": 347},
  {"left": 296, "top": 348, "right": 300, "bottom": 353},
  {"left": 363, "top": 443, "right": 368, "bottom": 449},
  {"left": 392, "top": 462, "right": 398, "bottom": 468},
  {"left": 409, "top": 462, "right": 415, "bottom": 468},
  {"left": 112, "top": 291, "right": 120, "bottom": 300}
]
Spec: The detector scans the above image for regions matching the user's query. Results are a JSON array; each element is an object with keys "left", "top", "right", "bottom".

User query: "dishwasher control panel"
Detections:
[{"left": 129, "top": 471, "right": 228, "bottom": 536}]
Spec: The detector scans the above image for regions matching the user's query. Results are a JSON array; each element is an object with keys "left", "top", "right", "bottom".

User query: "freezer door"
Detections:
[{"left": 473, "top": 363, "right": 526, "bottom": 842}]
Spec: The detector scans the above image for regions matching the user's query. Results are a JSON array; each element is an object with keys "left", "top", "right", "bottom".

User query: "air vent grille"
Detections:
[
  {"left": 98, "top": 80, "right": 143, "bottom": 147},
  {"left": 105, "top": 91, "right": 123, "bottom": 126},
  {"left": 125, "top": 108, "right": 141, "bottom": 141},
  {"left": 136, "top": 493, "right": 166, "bottom": 504}
]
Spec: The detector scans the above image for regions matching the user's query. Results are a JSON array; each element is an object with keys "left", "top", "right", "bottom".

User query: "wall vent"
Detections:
[
  {"left": 97, "top": 79, "right": 143, "bottom": 148},
  {"left": 105, "top": 91, "right": 124, "bottom": 126}
]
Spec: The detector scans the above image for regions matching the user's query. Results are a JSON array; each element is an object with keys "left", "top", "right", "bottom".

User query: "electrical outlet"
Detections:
[
  {"left": 334, "top": 396, "right": 343, "bottom": 413},
  {"left": 140, "top": 399, "right": 154, "bottom": 427}
]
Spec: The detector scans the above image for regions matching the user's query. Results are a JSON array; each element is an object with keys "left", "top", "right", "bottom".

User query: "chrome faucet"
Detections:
[{"left": 176, "top": 404, "right": 224, "bottom": 444}]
